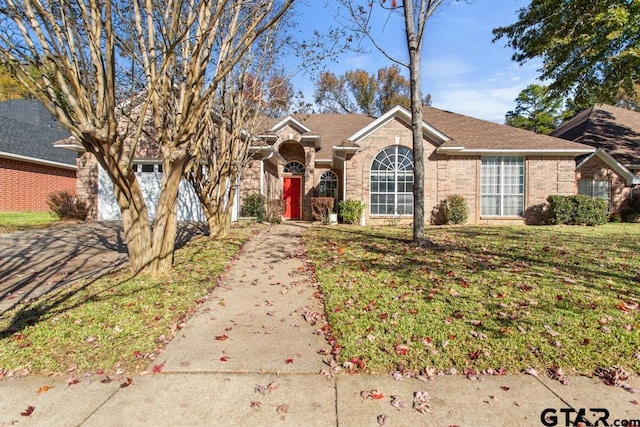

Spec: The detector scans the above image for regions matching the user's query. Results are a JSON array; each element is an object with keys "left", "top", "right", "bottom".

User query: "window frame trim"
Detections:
[{"left": 369, "top": 145, "right": 414, "bottom": 217}]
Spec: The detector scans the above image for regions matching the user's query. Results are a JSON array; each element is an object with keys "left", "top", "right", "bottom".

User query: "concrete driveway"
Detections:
[{"left": 0, "top": 221, "right": 206, "bottom": 314}]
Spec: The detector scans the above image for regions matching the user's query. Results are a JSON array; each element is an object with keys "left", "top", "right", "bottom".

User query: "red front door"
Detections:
[{"left": 283, "top": 177, "right": 302, "bottom": 219}]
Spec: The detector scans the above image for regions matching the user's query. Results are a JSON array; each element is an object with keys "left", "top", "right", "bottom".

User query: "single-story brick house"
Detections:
[
  {"left": 0, "top": 99, "right": 76, "bottom": 212},
  {"left": 551, "top": 103, "right": 640, "bottom": 213},
  {"left": 244, "top": 105, "right": 595, "bottom": 224},
  {"left": 62, "top": 105, "right": 596, "bottom": 224}
]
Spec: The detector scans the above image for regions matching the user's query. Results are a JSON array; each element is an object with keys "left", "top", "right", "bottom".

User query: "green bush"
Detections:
[
  {"left": 47, "top": 190, "right": 88, "bottom": 221},
  {"left": 241, "top": 192, "right": 266, "bottom": 222},
  {"left": 338, "top": 200, "right": 364, "bottom": 224},
  {"left": 546, "top": 195, "right": 608, "bottom": 226},
  {"left": 441, "top": 195, "right": 468, "bottom": 225},
  {"left": 620, "top": 193, "right": 640, "bottom": 223}
]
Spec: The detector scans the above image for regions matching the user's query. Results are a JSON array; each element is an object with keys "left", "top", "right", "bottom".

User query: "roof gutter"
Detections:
[
  {"left": 0, "top": 151, "right": 77, "bottom": 171},
  {"left": 436, "top": 147, "right": 596, "bottom": 156}
]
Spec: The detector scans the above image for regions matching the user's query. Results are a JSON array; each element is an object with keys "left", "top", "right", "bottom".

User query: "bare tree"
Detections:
[
  {"left": 0, "top": 0, "right": 294, "bottom": 275},
  {"left": 337, "top": 0, "right": 446, "bottom": 244}
]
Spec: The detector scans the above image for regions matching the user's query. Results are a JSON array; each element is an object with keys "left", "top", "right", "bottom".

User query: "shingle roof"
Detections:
[
  {"left": 423, "top": 107, "right": 593, "bottom": 151},
  {"left": 551, "top": 103, "right": 640, "bottom": 166},
  {"left": 0, "top": 99, "right": 74, "bottom": 166},
  {"left": 265, "top": 113, "right": 376, "bottom": 159}
]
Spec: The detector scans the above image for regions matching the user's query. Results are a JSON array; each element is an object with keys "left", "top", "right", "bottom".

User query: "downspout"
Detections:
[{"left": 260, "top": 151, "right": 274, "bottom": 196}]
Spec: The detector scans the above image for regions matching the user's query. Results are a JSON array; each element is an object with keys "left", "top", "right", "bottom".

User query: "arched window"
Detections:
[
  {"left": 370, "top": 145, "right": 414, "bottom": 215},
  {"left": 319, "top": 171, "right": 338, "bottom": 199},
  {"left": 284, "top": 161, "right": 305, "bottom": 174}
]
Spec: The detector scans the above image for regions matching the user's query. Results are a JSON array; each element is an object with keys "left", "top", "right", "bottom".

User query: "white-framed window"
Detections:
[
  {"left": 481, "top": 156, "right": 524, "bottom": 216},
  {"left": 283, "top": 161, "right": 305, "bottom": 174},
  {"left": 319, "top": 170, "right": 338, "bottom": 199},
  {"left": 370, "top": 145, "right": 414, "bottom": 215},
  {"left": 133, "top": 163, "right": 162, "bottom": 173},
  {"left": 578, "top": 179, "right": 611, "bottom": 207}
]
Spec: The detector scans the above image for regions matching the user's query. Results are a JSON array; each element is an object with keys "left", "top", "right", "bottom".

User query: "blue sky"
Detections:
[{"left": 290, "top": 0, "right": 540, "bottom": 123}]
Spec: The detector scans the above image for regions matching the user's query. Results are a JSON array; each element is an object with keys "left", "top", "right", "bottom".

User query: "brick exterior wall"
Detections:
[
  {"left": 576, "top": 155, "right": 631, "bottom": 213},
  {"left": 0, "top": 157, "right": 77, "bottom": 212},
  {"left": 76, "top": 152, "right": 99, "bottom": 219}
]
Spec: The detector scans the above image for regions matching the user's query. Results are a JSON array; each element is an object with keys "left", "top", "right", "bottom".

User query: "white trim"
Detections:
[
  {"left": 270, "top": 116, "right": 311, "bottom": 133},
  {"left": 577, "top": 148, "right": 640, "bottom": 186},
  {"left": 0, "top": 151, "right": 77, "bottom": 171},
  {"left": 346, "top": 105, "right": 450, "bottom": 145},
  {"left": 437, "top": 147, "right": 595, "bottom": 156}
]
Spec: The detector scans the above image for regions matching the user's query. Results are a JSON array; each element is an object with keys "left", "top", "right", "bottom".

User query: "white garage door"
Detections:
[{"left": 97, "top": 164, "right": 206, "bottom": 221}]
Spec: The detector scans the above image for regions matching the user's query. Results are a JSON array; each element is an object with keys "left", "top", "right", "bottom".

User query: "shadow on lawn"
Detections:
[
  {"left": 315, "top": 225, "right": 640, "bottom": 300},
  {"left": 0, "top": 221, "right": 208, "bottom": 338}
]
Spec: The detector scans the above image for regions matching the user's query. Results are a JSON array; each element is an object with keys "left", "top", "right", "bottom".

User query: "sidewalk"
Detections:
[{"left": 1, "top": 222, "right": 638, "bottom": 426}]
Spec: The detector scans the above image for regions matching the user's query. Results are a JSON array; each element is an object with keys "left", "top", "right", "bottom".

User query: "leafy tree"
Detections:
[
  {"left": 0, "top": 65, "right": 29, "bottom": 100},
  {"left": 493, "top": 0, "right": 640, "bottom": 107},
  {"left": 505, "top": 84, "right": 563, "bottom": 134},
  {"left": 315, "top": 65, "right": 431, "bottom": 116}
]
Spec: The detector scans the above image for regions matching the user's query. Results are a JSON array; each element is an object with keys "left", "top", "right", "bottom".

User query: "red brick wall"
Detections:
[{"left": 0, "top": 157, "right": 77, "bottom": 212}]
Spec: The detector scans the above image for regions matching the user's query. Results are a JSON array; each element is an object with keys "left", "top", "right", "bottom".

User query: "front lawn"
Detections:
[
  {"left": 304, "top": 224, "right": 640, "bottom": 375},
  {"left": 0, "top": 225, "right": 257, "bottom": 377},
  {"left": 0, "top": 211, "right": 59, "bottom": 233}
]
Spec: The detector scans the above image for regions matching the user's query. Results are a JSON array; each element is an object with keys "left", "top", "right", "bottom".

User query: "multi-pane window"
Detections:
[
  {"left": 319, "top": 171, "right": 338, "bottom": 199},
  {"left": 578, "top": 179, "right": 611, "bottom": 208},
  {"left": 481, "top": 156, "right": 524, "bottom": 216},
  {"left": 370, "top": 145, "right": 414, "bottom": 215},
  {"left": 133, "top": 163, "right": 162, "bottom": 173},
  {"left": 284, "top": 161, "right": 305, "bottom": 174}
]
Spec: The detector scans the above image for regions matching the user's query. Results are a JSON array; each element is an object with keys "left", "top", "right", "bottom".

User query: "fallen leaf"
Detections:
[
  {"left": 120, "top": 377, "right": 133, "bottom": 388},
  {"left": 36, "top": 385, "right": 54, "bottom": 393},
  {"left": 369, "top": 390, "right": 384, "bottom": 400},
  {"left": 254, "top": 384, "right": 267, "bottom": 395},
  {"left": 100, "top": 376, "right": 113, "bottom": 384},
  {"left": 215, "top": 335, "right": 229, "bottom": 341},
  {"left": 66, "top": 377, "right": 79, "bottom": 386},
  {"left": 250, "top": 400, "right": 262, "bottom": 410},
  {"left": 284, "top": 358, "right": 294, "bottom": 364},
  {"left": 151, "top": 361, "right": 165, "bottom": 374},
  {"left": 377, "top": 414, "right": 388, "bottom": 426},
  {"left": 524, "top": 367, "right": 539, "bottom": 377},
  {"left": 20, "top": 405, "right": 35, "bottom": 416},
  {"left": 500, "top": 386, "right": 510, "bottom": 391},
  {"left": 631, "top": 400, "right": 638, "bottom": 405},
  {"left": 276, "top": 403, "right": 289, "bottom": 417},
  {"left": 220, "top": 355, "right": 230, "bottom": 362},
  {"left": 395, "top": 344, "right": 408, "bottom": 356},
  {"left": 390, "top": 395, "right": 407, "bottom": 410}
]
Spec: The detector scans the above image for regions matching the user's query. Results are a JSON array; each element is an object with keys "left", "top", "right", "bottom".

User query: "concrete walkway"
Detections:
[{"left": 0, "top": 223, "right": 638, "bottom": 426}]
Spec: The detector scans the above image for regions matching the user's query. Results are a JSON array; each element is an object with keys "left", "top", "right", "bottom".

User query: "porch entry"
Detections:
[{"left": 283, "top": 176, "right": 302, "bottom": 219}]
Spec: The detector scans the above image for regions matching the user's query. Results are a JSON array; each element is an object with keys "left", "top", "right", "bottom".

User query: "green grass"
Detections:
[
  {"left": 0, "top": 211, "right": 59, "bottom": 233},
  {"left": 0, "top": 225, "right": 258, "bottom": 376},
  {"left": 304, "top": 223, "right": 640, "bottom": 375}
]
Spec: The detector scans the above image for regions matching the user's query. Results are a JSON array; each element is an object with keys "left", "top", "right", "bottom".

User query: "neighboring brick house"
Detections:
[
  {"left": 248, "top": 105, "right": 594, "bottom": 225},
  {"left": 0, "top": 99, "right": 76, "bottom": 212},
  {"left": 551, "top": 104, "right": 640, "bottom": 213}
]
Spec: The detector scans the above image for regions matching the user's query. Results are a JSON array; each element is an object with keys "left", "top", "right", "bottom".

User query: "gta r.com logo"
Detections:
[{"left": 541, "top": 407, "right": 640, "bottom": 426}]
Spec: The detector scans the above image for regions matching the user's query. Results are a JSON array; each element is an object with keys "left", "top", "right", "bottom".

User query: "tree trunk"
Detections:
[
  {"left": 148, "top": 156, "right": 186, "bottom": 275},
  {"left": 404, "top": 3, "right": 425, "bottom": 245}
]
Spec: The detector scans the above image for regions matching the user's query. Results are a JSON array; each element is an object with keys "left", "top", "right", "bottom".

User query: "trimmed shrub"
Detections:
[
  {"left": 47, "top": 190, "right": 88, "bottom": 221},
  {"left": 338, "top": 200, "right": 364, "bottom": 224},
  {"left": 546, "top": 195, "right": 608, "bottom": 226},
  {"left": 441, "top": 195, "right": 468, "bottom": 225},
  {"left": 241, "top": 192, "right": 266, "bottom": 222},
  {"left": 311, "top": 197, "right": 334, "bottom": 223}
]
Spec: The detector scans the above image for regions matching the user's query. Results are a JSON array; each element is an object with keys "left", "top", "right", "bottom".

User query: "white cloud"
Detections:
[{"left": 424, "top": 57, "right": 475, "bottom": 80}]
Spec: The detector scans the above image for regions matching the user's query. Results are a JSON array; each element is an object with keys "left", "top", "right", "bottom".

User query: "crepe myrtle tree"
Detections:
[{"left": 0, "top": 0, "right": 294, "bottom": 275}]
